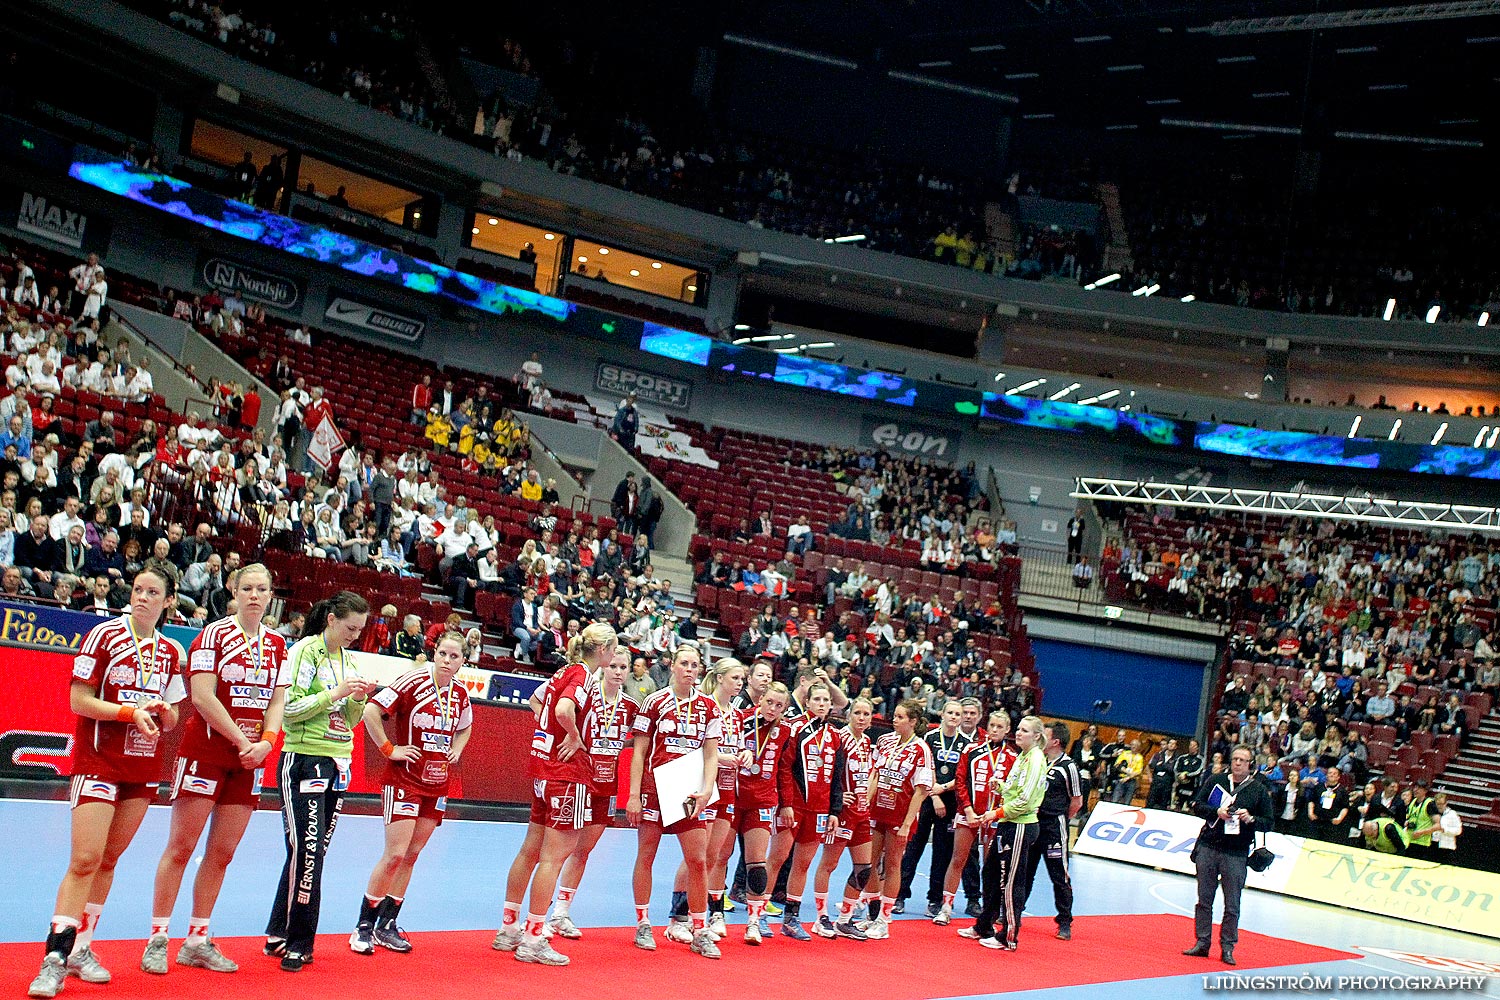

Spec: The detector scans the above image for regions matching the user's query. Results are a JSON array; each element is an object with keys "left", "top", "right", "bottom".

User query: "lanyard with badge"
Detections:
[
  {"left": 1223, "top": 776, "right": 1242, "bottom": 835},
  {"left": 123, "top": 618, "right": 161, "bottom": 757},
  {"left": 425, "top": 674, "right": 459, "bottom": 784}
]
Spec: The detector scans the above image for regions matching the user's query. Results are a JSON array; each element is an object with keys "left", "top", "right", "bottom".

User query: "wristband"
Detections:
[
  {"left": 380, "top": 740, "right": 395, "bottom": 758},
  {"left": 116, "top": 704, "right": 137, "bottom": 722},
  {"left": 260, "top": 730, "right": 281, "bottom": 746}
]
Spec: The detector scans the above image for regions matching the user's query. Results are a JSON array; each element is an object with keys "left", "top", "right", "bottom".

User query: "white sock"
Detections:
[
  {"left": 71, "top": 904, "right": 103, "bottom": 955},
  {"left": 186, "top": 917, "right": 210, "bottom": 946}
]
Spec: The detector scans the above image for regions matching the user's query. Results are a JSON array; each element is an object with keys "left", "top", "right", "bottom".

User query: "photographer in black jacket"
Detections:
[{"left": 1183, "top": 746, "right": 1274, "bottom": 966}]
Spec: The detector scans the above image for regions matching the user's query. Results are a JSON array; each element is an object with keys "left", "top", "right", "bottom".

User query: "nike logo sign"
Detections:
[{"left": 330, "top": 301, "right": 365, "bottom": 316}]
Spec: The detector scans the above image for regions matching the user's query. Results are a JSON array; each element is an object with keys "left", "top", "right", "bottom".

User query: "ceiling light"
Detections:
[
  {"left": 1425, "top": 305, "right": 1441, "bottom": 323},
  {"left": 1088, "top": 273, "right": 1121, "bottom": 289},
  {"left": 732, "top": 337, "right": 751, "bottom": 345},
  {"left": 1217, "top": 55, "right": 1256, "bottom": 64},
  {"left": 1023, "top": 113, "right": 1055, "bottom": 120},
  {"left": 1106, "top": 124, "right": 1139, "bottom": 131},
  {"left": 598, "top": 247, "right": 609, "bottom": 254},
  {"left": 993, "top": 372, "right": 1007, "bottom": 381},
  {"left": 651, "top": 262, "right": 662, "bottom": 269},
  {"left": 1388, "top": 419, "right": 1403, "bottom": 441},
  {"left": 1383, "top": 298, "right": 1397, "bottom": 321},
  {"left": 1490, "top": 428, "right": 1500, "bottom": 449},
  {"left": 1336, "top": 45, "right": 1378, "bottom": 54},
  {"left": 1252, "top": 91, "right": 1291, "bottom": 98},
  {"left": 1180, "top": 294, "right": 1196, "bottom": 302},
  {"left": 823, "top": 234, "right": 867, "bottom": 243},
  {"left": 804, "top": 342, "right": 836, "bottom": 349},
  {"left": 1348, "top": 415, "right": 1362, "bottom": 438},
  {"left": 1368, "top": 83, "right": 1409, "bottom": 91},
  {"left": 773, "top": 347, "right": 801, "bottom": 353},
  {"left": 918, "top": 60, "right": 953, "bottom": 68},
  {"left": 733, "top": 324, "right": 751, "bottom": 331},
  {"left": 1005, "top": 72, "right": 1040, "bottom": 80},
  {"left": 749, "top": 335, "right": 782, "bottom": 343},
  {"left": 1074, "top": 34, "right": 1112, "bottom": 43},
  {"left": 577, "top": 256, "right": 588, "bottom": 263},
  {"left": 1431, "top": 422, "right": 1448, "bottom": 445},
  {"left": 1048, "top": 382, "right": 1081, "bottom": 400},
  {"left": 1078, "top": 389, "right": 1121, "bottom": 405},
  {"left": 1467, "top": 35, "right": 1500, "bottom": 42},
  {"left": 1479, "top": 312, "right": 1490, "bottom": 326},
  {"left": 969, "top": 43, "right": 1006, "bottom": 52},
  {"left": 687, "top": 285, "right": 697, "bottom": 292},
  {"left": 1006, "top": 378, "right": 1047, "bottom": 395},
  {"left": 543, "top": 233, "right": 555, "bottom": 240},
  {"left": 629, "top": 269, "right": 640, "bottom": 276},
  {"left": 1146, "top": 98, "right": 1181, "bottom": 105},
  {"left": 1107, "top": 64, "right": 1145, "bottom": 72},
  {"left": 1439, "top": 118, "right": 1480, "bottom": 125},
  {"left": 1474, "top": 428, "right": 1489, "bottom": 448},
  {"left": 471, "top": 228, "right": 478, "bottom": 235},
  {"left": 1132, "top": 283, "right": 1160, "bottom": 296},
  {"left": 487, "top": 217, "right": 498, "bottom": 225}
]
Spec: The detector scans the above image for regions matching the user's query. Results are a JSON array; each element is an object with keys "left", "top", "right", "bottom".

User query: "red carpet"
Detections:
[{"left": 0, "top": 914, "right": 1357, "bottom": 999}]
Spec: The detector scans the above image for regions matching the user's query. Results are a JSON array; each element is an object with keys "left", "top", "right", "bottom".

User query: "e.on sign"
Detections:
[{"left": 867, "top": 421, "right": 957, "bottom": 458}]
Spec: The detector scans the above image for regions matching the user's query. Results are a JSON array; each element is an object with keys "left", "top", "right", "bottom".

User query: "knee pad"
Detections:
[
  {"left": 846, "top": 863, "right": 871, "bottom": 893},
  {"left": 747, "top": 861, "right": 769, "bottom": 896}
]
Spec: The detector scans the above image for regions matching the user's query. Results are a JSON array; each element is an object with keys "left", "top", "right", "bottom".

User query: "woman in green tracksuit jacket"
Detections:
[
  {"left": 265, "top": 591, "right": 372, "bottom": 972},
  {"left": 963, "top": 715, "right": 1048, "bottom": 951}
]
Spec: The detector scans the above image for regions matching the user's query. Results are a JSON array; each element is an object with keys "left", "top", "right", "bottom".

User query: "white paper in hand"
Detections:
[{"left": 654, "top": 748, "right": 719, "bottom": 828}]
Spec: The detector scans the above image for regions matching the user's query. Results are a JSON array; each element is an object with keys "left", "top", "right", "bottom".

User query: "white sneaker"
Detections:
[
  {"left": 864, "top": 918, "right": 890, "bottom": 940},
  {"left": 547, "top": 915, "right": 582, "bottom": 940},
  {"left": 67, "top": 946, "right": 111, "bottom": 983},
  {"left": 176, "top": 939, "right": 238, "bottom": 972},
  {"left": 491, "top": 926, "right": 522, "bottom": 952},
  {"left": 708, "top": 912, "right": 728, "bottom": 940},
  {"left": 977, "top": 935, "right": 1004, "bottom": 950},
  {"left": 515, "top": 937, "right": 569, "bottom": 966},
  {"left": 664, "top": 921, "right": 694, "bottom": 944},
  {"left": 744, "top": 920, "right": 762, "bottom": 946},
  {"left": 633, "top": 922, "right": 656, "bottom": 951},
  {"left": 690, "top": 929, "right": 722, "bottom": 959},
  {"left": 933, "top": 904, "right": 952, "bottom": 926},
  {"left": 28, "top": 954, "right": 66, "bottom": 999}
]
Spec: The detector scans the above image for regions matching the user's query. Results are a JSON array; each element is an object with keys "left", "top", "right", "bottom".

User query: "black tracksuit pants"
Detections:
[
  {"left": 976, "top": 820, "right": 1038, "bottom": 947},
  {"left": 1020, "top": 812, "right": 1074, "bottom": 929},
  {"left": 266, "top": 752, "right": 346, "bottom": 957}
]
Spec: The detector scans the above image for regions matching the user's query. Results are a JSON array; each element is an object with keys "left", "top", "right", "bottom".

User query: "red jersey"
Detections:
[
  {"left": 786, "top": 716, "right": 846, "bottom": 816},
  {"left": 177, "top": 618, "right": 289, "bottom": 768},
  {"left": 632, "top": 687, "right": 721, "bottom": 797},
  {"left": 371, "top": 667, "right": 473, "bottom": 795},
  {"left": 838, "top": 726, "right": 874, "bottom": 821},
  {"left": 733, "top": 707, "right": 795, "bottom": 812},
  {"left": 530, "top": 663, "right": 598, "bottom": 785},
  {"left": 713, "top": 698, "right": 745, "bottom": 796},
  {"left": 70, "top": 616, "right": 185, "bottom": 783},
  {"left": 870, "top": 732, "right": 934, "bottom": 826},
  {"left": 586, "top": 689, "right": 640, "bottom": 795},
  {"left": 954, "top": 740, "right": 1018, "bottom": 818}
]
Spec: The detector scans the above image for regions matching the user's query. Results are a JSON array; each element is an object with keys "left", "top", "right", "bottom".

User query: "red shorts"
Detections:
[
  {"left": 584, "top": 789, "right": 619, "bottom": 826},
  {"left": 702, "top": 799, "right": 735, "bottom": 824},
  {"left": 69, "top": 774, "right": 156, "bottom": 808},
  {"left": 382, "top": 784, "right": 448, "bottom": 825},
  {"left": 530, "top": 779, "right": 587, "bottom": 831},
  {"left": 733, "top": 801, "right": 779, "bottom": 835},
  {"left": 836, "top": 813, "right": 873, "bottom": 849},
  {"left": 793, "top": 811, "right": 833, "bottom": 845},
  {"left": 170, "top": 757, "right": 263, "bottom": 808},
  {"left": 640, "top": 787, "right": 708, "bottom": 834}
]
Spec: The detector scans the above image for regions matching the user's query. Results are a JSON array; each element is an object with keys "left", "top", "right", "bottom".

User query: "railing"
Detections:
[{"left": 1015, "top": 543, "right": 1229, "bottom": 635}]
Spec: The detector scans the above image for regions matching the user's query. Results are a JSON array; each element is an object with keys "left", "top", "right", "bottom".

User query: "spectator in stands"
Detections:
[
  {"left": 13, "top": 512, "right": 56, "bottom": 585},
  {"left": 511, "top": 585, "right": 541, "bottom": 663},
  {"left": 611, "top": 472, "right": 638, "bottom": 533},
  {"left": 449, "top": 540, "right": 483, "bottom": 611},
  {"left": 610, "top": 392, "right": 639, "bottom": 451},
  {"left": 180, "top": 551, "right": 224, "bottom": 606}
]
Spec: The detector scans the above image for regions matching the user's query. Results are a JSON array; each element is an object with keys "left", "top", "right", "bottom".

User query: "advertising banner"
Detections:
[
  {"left": 324, "top": 289, "right": 426, "bottom": 343},
  {"left": 9, "top": 185, "right": 110, "bottom": 252},
  {"left": 1076, "top": 802, "right": 1500, "bottom": 939},
  {"left": 595, "top": 360, "right": 692, "bottom": 410},
  {"left": 197, "top": 251, "right": 304, "bottom": 309},
  {"left": 859, "top": 414, "right": 962, "bottom": 459}
]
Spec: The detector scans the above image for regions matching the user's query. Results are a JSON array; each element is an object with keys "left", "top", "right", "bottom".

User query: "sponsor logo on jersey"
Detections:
[
  {"left": 107, "top": 663, "right": 138, "bottom": 686},
  {"left": 299, "top": 777, "right": 330, "bottom": 793},
  {"left": 391, "top": 799, "right": 420, "bottom": 818},
  {"left": 420, "top": 732, "right": 452, "bottom": 752},
  {"left": 72, "top": 656, "right": 96, "bottom": 680},
  {"left": 230, "top": 684, "right": 272, "bottom": 701}
]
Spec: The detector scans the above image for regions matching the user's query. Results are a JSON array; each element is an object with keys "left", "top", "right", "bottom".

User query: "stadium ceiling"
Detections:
[
  {"left": 723, "top": 0, "right": 1500, "bottom": 144},
  {"left": 1073, "top": 477, "right": 1500, "bottom": 532}
]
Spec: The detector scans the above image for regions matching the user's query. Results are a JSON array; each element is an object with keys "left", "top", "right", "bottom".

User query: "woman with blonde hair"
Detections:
[{"left": 495, "top": 622, "right": 616, "bottom": 966}]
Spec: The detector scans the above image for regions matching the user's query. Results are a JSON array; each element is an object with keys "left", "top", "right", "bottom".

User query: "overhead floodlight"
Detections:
[
  {"left": 1006, "top": 378, "right": 1048, "bottom": 395},
  {"left": 1048, "top": 382, "right": 1082, "bottom": 400},
  {"left": 1348, "top": 415, "right": 1363, "bottom": 438},
  {"left": 1431, "top": 422, "right": 1448, "bottom": 445},
  {"left": 1383, "top": 298, "right": 1397, "bottom": 321},
  {"left": 1426, "top": 305, "right": 1441, "bottom": 323},
  {"left": 1078, "top": 389, "right": 1121, "bottom": 405},
  {"left": 722, "top": 33, "right": 858, "bottom": 68},
  {"left": 1388, "top": 419, "right": 1403, "bottom": 441}
]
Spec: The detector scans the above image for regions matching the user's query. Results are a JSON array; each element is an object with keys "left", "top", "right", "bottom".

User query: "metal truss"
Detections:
[
  {"left": 1072, "top": 478, "right": 1500, "bottom": 533},
  {"left": 1206, "top": 1, "right": 1500, "bottom": 34}
]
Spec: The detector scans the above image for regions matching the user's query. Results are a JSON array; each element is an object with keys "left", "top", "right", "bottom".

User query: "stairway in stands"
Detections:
[
  {"left": 1435, "top": 712, "right": 1500, "bottom": 819},
  {"left": 1096, "top": 181, "right": 1134, "bottom": 275}
]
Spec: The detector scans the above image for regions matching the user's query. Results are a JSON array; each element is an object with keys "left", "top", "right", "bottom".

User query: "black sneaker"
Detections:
[
  {"left": 1056, "top": 926, "right": 1072, "bottom": 941},
  {"left": 349, "top": 922, "right": 375, "bottom": 955},
  {"left": 374, "top": 924, "right": 413, "bottom": 953},
  {"left": 891, "top": 899, "right": 905, "bottom": 915},
  {"left": 964, "top": 899, "right": 983, "bottom": 918},
  {"left": 924, "top": 901, "right": 941, "bottom": 919},
  {"left": 280, "top": 952, "right": 308, "bottom": 972},
  {"left": 264, "top": 937, "right": 287, "bottom": 957}
]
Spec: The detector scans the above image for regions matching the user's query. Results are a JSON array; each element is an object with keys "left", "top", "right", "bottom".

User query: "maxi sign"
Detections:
[{"left": 1076, "top": 802, "right": 1500, "bottom": 938}]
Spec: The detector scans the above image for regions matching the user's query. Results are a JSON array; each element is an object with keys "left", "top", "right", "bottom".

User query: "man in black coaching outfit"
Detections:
[
  {"left": 1020, "top": 721, "right": 1082, "bottom": 940},
  {"left": 1184, "top": 746, "right": 1274, "bottom": 966}
]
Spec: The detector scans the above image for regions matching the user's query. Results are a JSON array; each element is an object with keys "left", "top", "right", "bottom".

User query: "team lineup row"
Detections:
[{"left": 24, "top": 563, "right": 1078, "bottom": 996}]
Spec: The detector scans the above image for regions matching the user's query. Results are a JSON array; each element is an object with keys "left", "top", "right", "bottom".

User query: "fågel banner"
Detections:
[
  {"left": 0, "top": 600, "right": 548, "bottom": 804},
  {"left": 1076, "top": 802, "right": 1500, "bottom": 939}
]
